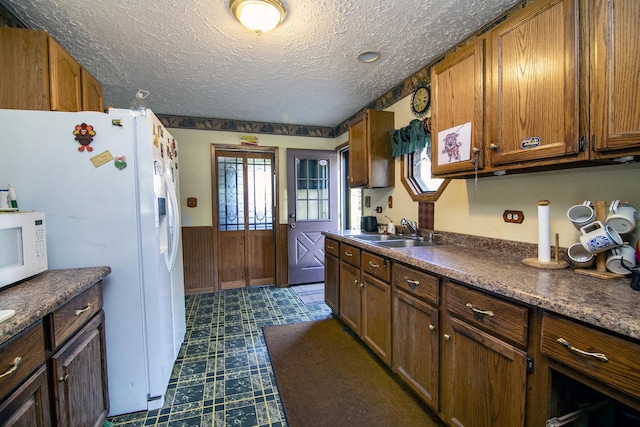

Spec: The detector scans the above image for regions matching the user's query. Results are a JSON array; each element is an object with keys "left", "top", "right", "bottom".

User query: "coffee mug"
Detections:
[
  {"left": 606, "top": 244, "right": 636, "bottom": 275},
  {"left": 0, "top": 189, "right": 9, "bottom": 209},
  {"left": 605, "top": 200, "right": 637, "bottom": 235},
  {"left": 567, "top": 201, "right": 594, "bottom": 230},
  {"left": 579, "top": 220, "right": 623, "bottom": 254},
  {"left": 566, "top": 243, "right": 595, "bottom": 268}
]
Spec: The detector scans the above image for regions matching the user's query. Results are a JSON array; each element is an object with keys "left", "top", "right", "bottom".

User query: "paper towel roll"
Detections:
[{"left": 538, "top": 200, "right": 551, "bottom": 263}]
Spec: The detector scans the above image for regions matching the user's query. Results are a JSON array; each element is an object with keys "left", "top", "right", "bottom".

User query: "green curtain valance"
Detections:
[{"left": 390, "top": 119, "right": 431, "bottom": 157}]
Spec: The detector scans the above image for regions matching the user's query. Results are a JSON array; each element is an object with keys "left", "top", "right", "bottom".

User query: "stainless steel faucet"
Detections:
[{"left": 400, "top": 218, "right": 418, "bottom": 236}]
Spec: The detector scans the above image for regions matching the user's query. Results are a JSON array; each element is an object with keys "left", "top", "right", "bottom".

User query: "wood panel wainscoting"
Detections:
[{"left": 182, "top": 224, "right": 289, "bottom": 295}]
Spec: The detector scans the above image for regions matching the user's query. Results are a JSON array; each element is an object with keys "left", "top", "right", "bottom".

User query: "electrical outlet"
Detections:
[
  {"left": 503, "top": 210, "right": 525, "bottom": 224},
  {"left": 375, "top": 206, "right": 383, "bottom": 213}
]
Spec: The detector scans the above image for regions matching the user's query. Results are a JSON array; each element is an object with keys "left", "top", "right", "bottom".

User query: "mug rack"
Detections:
[{"left": 574, "top": 200, "right": 623, "bottom": 280}]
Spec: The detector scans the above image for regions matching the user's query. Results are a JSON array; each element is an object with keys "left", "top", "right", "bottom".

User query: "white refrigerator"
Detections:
[{"left": 0, "top": 108, "right": 186, "bottom": 416}]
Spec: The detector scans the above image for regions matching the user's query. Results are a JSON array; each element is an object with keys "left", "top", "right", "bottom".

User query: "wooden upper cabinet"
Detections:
[
  {"left": 48, "top": 37, "right": 81, "bottom": 112},
  {"left": 487, "top": 0, "right": 585, "bottom": 169},
  {"left": 591, "top": 0, "right": 640, "bottom": 157},
  {"left": 348, "top": 109, "right": 395, "bottom": 188},
  {"left": 0, "top": 27, "right": 101, "bottom": 112},
  {"left": 81, "top": 68, "right": 104, "bottom": 112},
  {"left": 431, "top": 39, "right": 486, "bottom": 177}
]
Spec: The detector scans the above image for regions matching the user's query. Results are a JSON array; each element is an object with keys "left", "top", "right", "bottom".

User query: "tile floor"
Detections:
[{"left": 107, "top": 285, "right": 331, "bottom": 427}]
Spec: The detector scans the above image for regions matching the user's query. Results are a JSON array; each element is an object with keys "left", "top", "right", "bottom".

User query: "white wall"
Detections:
[{"left": 172, "top": 96, "right": 640, "bottom": 249}]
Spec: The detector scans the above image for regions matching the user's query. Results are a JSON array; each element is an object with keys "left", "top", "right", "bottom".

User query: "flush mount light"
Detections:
[
  {"left": 357, "top": 51, "right": 380, "bottom": 63},
  {"left": 230, "top": 0, "right": 287, "bottom": 34}
]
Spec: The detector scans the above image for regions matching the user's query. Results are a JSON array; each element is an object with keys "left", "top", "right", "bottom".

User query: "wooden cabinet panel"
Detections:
[
  {"left": 446, "top": 281, "right": 528, "bottom": 348},
  {"left": 50, "top": 311, "right": 108, "bottom": 427},
  {"left": 0, "top": 322, "right": 45, "bottom": 402},
  {"left": 0, "top": 365, "right": 51, "bottom": 427},
  {"left": 81, "top": 68, "right": 103, "bottom": 112},
  {"left": 361, "top": 274, "right": 391, "bottom": 365},
  {"left": 339, "top": 243, "right": 361, "bottom": 268},
  {"left": 393, "top": 287, "right": 439, "bottom": 410},
  {"left": 339, "top": 262, "right": 361, "bottom": 335},
  {"left": 348, "top": 110, "right": 395, "bottom": 188},
  {"left": 47, "top": 37, "right": 81, "bottom": 112},
  {"left": 50, "top": 283, "right": 102, "bottom": 350},
  {"left": 443, "top": 315, "right": 527, "bottom": 427},
  {"left": 591, "top": 0, "right": 640, "bottom": 156},
  {"left": 431, "top": 39, "right": 486, "bottom": 176},
  {"left": 392, "top": 262, "right": 439, "bottom": 305},
  {"left": 488, "top": 0, "right": 583, "bottom": 168},
  {"left": 361, "top": 251, "right": 390, "bottom": 282},
  {"left": 324, "top": 238, "right": 339, "bottom": 258},
  {"left": 541, "top": 312, "right": 640, "bottom": 400},
  {"left": 324, "top": 253, "right": 339, "bottom": 314}
]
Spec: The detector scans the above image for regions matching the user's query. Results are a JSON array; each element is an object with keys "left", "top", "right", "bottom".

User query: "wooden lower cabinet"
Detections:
[
  {"left": 442, "top": 281, "right": 528, "bottom": 427},
  {"left": 339, "top": 262, "right": 361, "bottom": 334},
  {"left": 0, "top": 366, "right": 51, "bottom": 427},
  {"left": 361, "top": 273, "right": 391, "bottom": 365},
  {"left": 324, "top": 239, "right": 340, "bottom": 314},
  {"left": 50, "top": 311, "right": 108, "bottom": 427},
  {"left": 393, "top": 287, "right": 439, "bottom": 410}
]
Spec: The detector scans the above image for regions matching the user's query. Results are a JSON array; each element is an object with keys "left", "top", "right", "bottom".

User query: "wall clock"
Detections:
[{"left": 411, "top": 84, "right": 430, "bottom": 117}]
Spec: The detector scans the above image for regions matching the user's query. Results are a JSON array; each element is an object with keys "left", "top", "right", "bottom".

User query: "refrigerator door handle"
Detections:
[{"left": 164, "top": 172, "right": 180, "bottom": 272}]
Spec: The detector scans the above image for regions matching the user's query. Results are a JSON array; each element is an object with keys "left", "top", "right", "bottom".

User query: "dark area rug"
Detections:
[{"left": 263, "top": 317, "right": 445, "bottom": 427}]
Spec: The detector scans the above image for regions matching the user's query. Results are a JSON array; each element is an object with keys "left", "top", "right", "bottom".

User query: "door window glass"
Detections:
[
  {"left": 218, "top": 156, "right": 244, "bottom": 231},
  {"left": 295, "top": 157, "right": 330, "bottom": 221}
]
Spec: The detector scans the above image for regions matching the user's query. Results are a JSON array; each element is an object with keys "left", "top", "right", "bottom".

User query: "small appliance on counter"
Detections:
[
  {"left": 0, "top": 211, "right": 47, "bottom": 288},
  {"left": 361, "top": 215, "right": 378, "bottom": 232}
]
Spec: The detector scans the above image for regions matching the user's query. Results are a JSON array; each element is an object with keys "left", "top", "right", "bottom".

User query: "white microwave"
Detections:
[{"left": 0, "top": 212, "right": 48, "bottom": 289}]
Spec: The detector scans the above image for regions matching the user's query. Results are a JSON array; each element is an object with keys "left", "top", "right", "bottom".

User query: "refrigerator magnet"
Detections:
[
  {"left": 73, "top": 123, "right": 96, "bottom": 152},
  {"left": 90, "top": 150, "right": 114, "bottom": 168},
  {"left": 114, "top": 155, "right": 127, "bottom": 170}
]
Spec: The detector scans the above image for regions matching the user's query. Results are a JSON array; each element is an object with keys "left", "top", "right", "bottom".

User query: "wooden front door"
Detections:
[
  {"left": 214, "top": 149, "right": 276, "bottom": 289},
  {"left": 287, "top": 149, "right": 339, "bottom": 285}
]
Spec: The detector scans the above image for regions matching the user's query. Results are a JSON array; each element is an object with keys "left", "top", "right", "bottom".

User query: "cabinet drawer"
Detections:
[
  {"left": 324, "top": 238, "right": 339, "bottom": 258},
  {"left": 392, "top": 263, "right": 438, "bottom": 305},
  {"left": 340, "top": 243, "right": 361, "bottom": 267},
  {"left": 446, "top": 281, "right": 528, "bottom": 347},
  {"left": 50, "top": 282, "right": 103, "bottom": 349},
  {"left": 0, "top": 321, "right": 45, "bottom": 401},
  {"left": 541, "top": 313, "right": 640, "bottom": 400},
  {"left": 362, "top": 251, "right": 390, "bottom": 282}
]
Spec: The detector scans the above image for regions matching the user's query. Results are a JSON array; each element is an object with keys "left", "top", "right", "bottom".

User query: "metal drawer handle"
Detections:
[
  {"left": 0, "top": 357, "right": 21, "bottom": 378},
  {"left": 465, "top": 303, "right": 494, "bottom": 317},
  {"left": 368, "top": 261, "right": 379, "bottom": 269},
  {"left": 556, "top": 338, "right": 609, "bottom": 363},
  {"left": 58, "top": 374, "right": 69, "bottom": 383},
  {"left": 404, "top": 277, "right": 419, "bottom": 286},
  {"left": 75, "top": 304, "right": 91, "bottom": 316},
  {"left": 344, "top": 251, "right": 353, "bottom": 257},
  {"left": 327, "top": 245, "right": 334, "bottom": 250}
]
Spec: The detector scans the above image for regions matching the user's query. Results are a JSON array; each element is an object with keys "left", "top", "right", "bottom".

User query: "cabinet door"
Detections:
[
  {"left": 50, "top": 311, "right": 108, "bottom": 427},
  {"left": 361, "top": 274, "right": 391, "bottom": 365},
  {"left": 81, "top": 68, "right": 103, "bottom": 112},
  {"left": 393, "top": 288, "right": 439, "bottom": 410},
  {"left": 431, "top": 39, "right": 485, "bottom": 177},
  {"left": 592, "top": 0, "right": 640, "bottom": 156},
  {"left": 348, "top": 115, "right": 369, "bottom": 187},
  {"left": 488, "top": 0, "right": 583, "bottom": 168},
  {"left": 442, "top": 315, "right": 527, "bottom": 427},
  {"left": 0, "top": 366, "right": 51, "bottom": 427},
  {"left": 48, "top": 37, "right": 81, "bottom": 112},
  {"left": 324, "top": 254, "right": 340, "bottom": 314},
  {"left": 339, "top": 262, "right": 361, "bottom": 335}
]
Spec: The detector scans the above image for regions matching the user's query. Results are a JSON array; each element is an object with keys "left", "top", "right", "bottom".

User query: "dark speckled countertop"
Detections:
[
  {"left": 0, "top": 267, "right": 111, "bottom": 346},
  {"left": 326, "top": 231, "right": 640, "bottom": 341}
]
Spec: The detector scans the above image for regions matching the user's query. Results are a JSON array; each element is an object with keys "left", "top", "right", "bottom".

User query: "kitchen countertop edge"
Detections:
[
  {"left": 325, "top": 231, "right": 639, "bottom": 341},
  {"left": 0, "top": 267, "right": 111, "bottom": 346}
]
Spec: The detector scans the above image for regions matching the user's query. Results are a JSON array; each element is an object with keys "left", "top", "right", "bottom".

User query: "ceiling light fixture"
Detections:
[
  {"left": 230, "top": 0, "right": 287, "bottom": 34},
  {"left": 357, "top": 51, "right": 380, "bottom": 63}
]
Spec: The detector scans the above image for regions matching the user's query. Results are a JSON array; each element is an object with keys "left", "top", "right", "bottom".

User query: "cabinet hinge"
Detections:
[
  {"left": 526, "top": 356, "right": 534, "bottom": 374},
  {"left": 579, "top": 135, "right": 585, "bottom": 152}
]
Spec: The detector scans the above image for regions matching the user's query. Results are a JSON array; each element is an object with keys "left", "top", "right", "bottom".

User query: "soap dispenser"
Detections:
[{"left": 385, "top": 216, "right": 395, "bottom": 235}]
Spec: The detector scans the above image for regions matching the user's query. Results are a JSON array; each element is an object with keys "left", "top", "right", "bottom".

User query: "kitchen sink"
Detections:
[
  {"left": 373, "top": 239, "right": 439, "bottom": 248},
  {"left": 351, "top": 234, "right": 404, "bottom": 241}
]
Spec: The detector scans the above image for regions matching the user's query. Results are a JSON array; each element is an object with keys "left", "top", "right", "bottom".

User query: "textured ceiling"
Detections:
[{"left": 1, "top": 0, "right": 520, "bottom": 127}]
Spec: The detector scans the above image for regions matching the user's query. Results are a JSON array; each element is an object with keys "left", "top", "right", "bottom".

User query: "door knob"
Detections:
[
  {"left": 289, "top": 223, "right": 296, "bottom": 229},
  {"left": 489, "top": 143, "right": 498, "bottom": 150}
]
